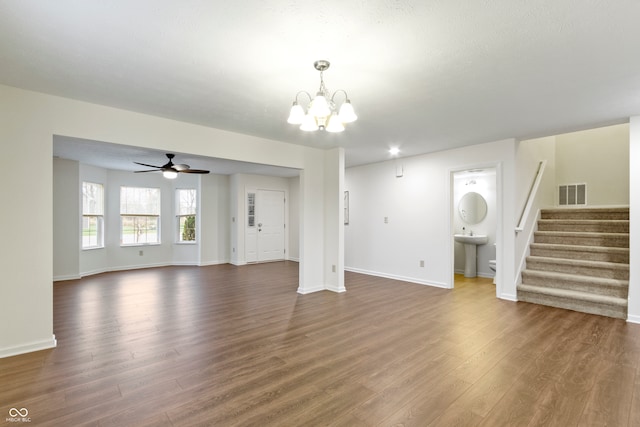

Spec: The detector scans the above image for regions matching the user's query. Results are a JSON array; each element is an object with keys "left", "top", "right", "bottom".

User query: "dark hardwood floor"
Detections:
[{"left": 3, "top": 262, "right": 640, "bottom": 426}]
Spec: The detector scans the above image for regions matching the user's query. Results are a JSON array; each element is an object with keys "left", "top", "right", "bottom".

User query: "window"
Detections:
[
  {"left": 247, "top": 192, "right": 256, "bottom": 227},
  {"left": 176, "top": 189, "right": 197, "bottom": 242},
  {"left": 120, "top": 186, "right": 161, "bottom": 245},
  {"left": 82, "top": 182, "right": 104, "bottom": 249}
]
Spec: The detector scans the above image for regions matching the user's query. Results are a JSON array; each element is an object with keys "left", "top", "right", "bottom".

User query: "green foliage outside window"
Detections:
[{"left": 182, "top": 215, "right": 196, "bottom": 241}]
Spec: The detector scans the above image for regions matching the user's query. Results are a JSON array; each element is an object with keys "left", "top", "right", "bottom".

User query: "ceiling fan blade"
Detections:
[
  {"left": 180, "top": 169, "right": 210, "bottom": 174},
  {"left": 134, "top": 161, "right": 163, "bottom": 169},
  {"left": 173, "top": 164, "right": 190, "bottom": 171},
  {"left": 134, "top": 169, "right": 162, "bottom": 173}
]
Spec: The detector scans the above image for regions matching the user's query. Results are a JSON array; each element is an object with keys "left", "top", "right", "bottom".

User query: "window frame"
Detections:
[
  {"left": 120, "top": 186, "right": 161, "bottom": 246},
  {"left": 82, "top": 181, "right": 104, "bottom": 250},
  {"left": 176, "top": 188, "right": 197, "bottom": 244}
]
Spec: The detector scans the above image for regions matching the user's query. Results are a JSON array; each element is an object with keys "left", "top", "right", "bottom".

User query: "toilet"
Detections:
[{"left": 489, "top": 259, "right": 496, "bottom": 284}]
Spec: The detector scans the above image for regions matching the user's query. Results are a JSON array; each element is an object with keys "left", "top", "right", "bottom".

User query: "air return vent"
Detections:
[{"left": 558, "top": 183, "right": 586, "bottom": 206}]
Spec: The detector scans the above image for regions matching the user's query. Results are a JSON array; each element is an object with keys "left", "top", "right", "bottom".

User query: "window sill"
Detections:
[
  {"left": 82, "top": 246, "right": 105, "bottom": 251},
  {"left": 175, "top": 241, "right": 197, "bottom": 245}
]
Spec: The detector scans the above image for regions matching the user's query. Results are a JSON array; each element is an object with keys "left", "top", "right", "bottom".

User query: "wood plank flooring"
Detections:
[{"left": 3, "top": 262, "right": 640, "bottom": 425}]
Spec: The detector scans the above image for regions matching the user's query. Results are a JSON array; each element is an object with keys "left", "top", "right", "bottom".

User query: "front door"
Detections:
[{"left": 246, "top": 189, "right": 285, "bottom": 263}]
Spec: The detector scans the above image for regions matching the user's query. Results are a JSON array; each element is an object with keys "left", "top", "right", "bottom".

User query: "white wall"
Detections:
[
  {"left": 53, "top": 158, "right": 80, "bottom": 280},
  {"left": 0, "top": 84, "right": 340, "bottom": 358},
  {"left": 555, "top": 123, "right": 629, "bottom": 206},
  {"left": 288, "top": 176, "right": 300, "bottom": 261},
  {"left": 345, "top": 138, "right": 518, "bottom": 300},
  {"left": 200, "top": 173, "right": 231, "bottom": 266}
]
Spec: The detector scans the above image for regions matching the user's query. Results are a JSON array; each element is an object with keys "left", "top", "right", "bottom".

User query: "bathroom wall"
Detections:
[{"left": 453, "top": 170, "right": 497, "bottom": 278}]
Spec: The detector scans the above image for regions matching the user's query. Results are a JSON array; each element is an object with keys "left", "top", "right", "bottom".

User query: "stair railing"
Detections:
[{"left": 516, "top": 160, "right": 547, "bottom": 233}]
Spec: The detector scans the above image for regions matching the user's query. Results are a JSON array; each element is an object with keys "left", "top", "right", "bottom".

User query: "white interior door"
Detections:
[{"left": 257, "top": 190, "right": 285, "bottom": 262}]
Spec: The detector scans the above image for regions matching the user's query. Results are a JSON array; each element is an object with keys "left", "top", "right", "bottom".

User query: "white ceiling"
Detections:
[{"left": 2, "top": 1, "right": 640, "bottom": 172}]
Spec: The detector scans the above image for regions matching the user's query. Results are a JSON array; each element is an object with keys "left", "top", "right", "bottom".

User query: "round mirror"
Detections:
[{"left": 458, "top": 192, "right": 487, "bottom": 224}]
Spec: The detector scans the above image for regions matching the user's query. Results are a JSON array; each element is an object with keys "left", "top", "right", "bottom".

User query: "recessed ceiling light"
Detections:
[{"left": 389, "top": 147, "right": 400, "bottom": 156}]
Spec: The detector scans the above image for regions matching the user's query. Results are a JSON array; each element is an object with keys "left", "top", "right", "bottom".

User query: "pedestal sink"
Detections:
[{"left": 454, "top": 234, "right": 488, "bottom": 277}]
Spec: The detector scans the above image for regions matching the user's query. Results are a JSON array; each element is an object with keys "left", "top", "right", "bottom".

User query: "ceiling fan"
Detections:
[{"left": 134, "top": 153, "right": 210, "bottom": 179}]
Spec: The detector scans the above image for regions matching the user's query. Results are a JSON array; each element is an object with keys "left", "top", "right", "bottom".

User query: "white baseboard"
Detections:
[
  {"left": 53, "top": 274, "right": 82, "bottom": 282},
  {"left": 326, "top": 284, "right": 346, "bottom": 293},
  {"left": 345, "top": 266, "right": 449, "bottom": 289},
  {"left": 627, "top": 314, "right": 640, "bottom": 324},
  {"left": 63, "top": 261, "right": 235, "bottom": 280},
  {"left": 199, "top": 259, "right": 230, "bottom": 266},
  {"left": 0, "top": 335, "right": 57, "bottom": 359},
  {"left": 108, "top": 262, "right": 169, "bottom": 272},
  {"left": 498, "top": 292, "right": 518, "bottom": 302},
  {"left": 454, "top": 269, "right": 495, "bottom": 279},
  {"left": 297, "top": 284, "right": 325, "bottom": 294}
]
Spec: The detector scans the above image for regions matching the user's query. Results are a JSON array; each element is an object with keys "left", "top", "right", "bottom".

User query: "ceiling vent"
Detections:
[{"left": 558, "top": 183, "right": 587, "bottom": 206}]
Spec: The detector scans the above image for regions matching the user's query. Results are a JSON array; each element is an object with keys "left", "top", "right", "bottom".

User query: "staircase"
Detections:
[{"left": 517, "top": 207, "right": 630, "bottom": 319}]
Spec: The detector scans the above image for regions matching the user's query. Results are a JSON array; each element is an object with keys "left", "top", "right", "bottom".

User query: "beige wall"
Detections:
[{"left": 555, "top": 123, "right": 629, "bottom": 206}]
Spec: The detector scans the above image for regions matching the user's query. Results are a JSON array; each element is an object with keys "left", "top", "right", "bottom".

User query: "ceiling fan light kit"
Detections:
[
  {"left": 287, "top": 60, "right": 357, "bottom": 133},
  {"left": 134, "top": 153, "right": 210, "bottom": 179}
]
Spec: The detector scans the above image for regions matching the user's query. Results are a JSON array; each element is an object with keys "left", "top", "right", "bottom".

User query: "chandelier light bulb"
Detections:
[
  {"left": 338, "top": 100, "right": 357, "bottom": 123},
  {"left": 287, "top": 102, "right": 305, "bottom": 124},
  {"left": 325, "top": 114, "right": 345, "bottom": 133},
  {"left": 300, "top": 113, "right": 319, "bottom": 131},
  {"left": 309, "top": 94, "right": 331, "bottom": 117}
]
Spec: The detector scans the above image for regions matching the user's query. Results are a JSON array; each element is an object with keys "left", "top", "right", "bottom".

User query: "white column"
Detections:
[
  {"left": 627, "top": 117, "right": 640, "bottom": 322},
  {"left": 298, "top": 152, "right": 326, "bottom": 294},
  {"left": 324, "top": 148, "right": 346, "bottom": 292}
]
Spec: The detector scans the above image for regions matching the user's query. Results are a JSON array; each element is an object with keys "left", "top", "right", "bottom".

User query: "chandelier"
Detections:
[{"left": 287, "top": 60, "right": 357, "bottom": 132}]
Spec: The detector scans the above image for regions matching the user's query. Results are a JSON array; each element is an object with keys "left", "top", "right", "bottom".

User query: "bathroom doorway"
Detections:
[{"left": 452, "top": 168, "right": 497, "bottom": 287}]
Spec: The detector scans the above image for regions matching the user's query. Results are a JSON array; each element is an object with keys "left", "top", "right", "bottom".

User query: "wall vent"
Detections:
[{"left": 558, "top": 183, "right": 587, "bottom": 206}]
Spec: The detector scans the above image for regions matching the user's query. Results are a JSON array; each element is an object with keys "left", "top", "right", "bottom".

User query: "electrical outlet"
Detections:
[
  {"left": 139, "top": 250, "right": 143, "bottom": 256},
  {"left": 384, "top": 217, "right": 389, "bottom": 223},
  {"left": 420, "top": 260, "right": 424, "bottom": 267},
  {"left": 332, "top": 264, "right": 336, "bottom": 273}
]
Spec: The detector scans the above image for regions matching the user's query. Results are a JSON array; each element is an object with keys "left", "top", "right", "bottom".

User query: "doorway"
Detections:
[
  {"left": 246, "top": 189, "right": 286, "bottom": 263},
  {"left": 452, "top": 167, "right": 497, "bottom": 288}
]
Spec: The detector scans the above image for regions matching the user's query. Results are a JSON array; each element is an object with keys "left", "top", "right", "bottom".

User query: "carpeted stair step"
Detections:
[
  {"left": 533, "top": 231, "right": 629, "bottom": 248},
  {"left": 541, "top": 208, "right": 629, "bottom": 220},
  {"left": 526, "top": 256, "right": 629, "bottom": 280},
  {"left": 529, "top": 243, "right": 629, "bottom": 264},
  {"left": 517, "top": 284, "right": 627, "bottom": 319},
  {"left": 521, "top": 269, "right": 629, "bottom": 298},
  {"left": 537, "top": 219, "right": 629, "bottom": 233}
]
